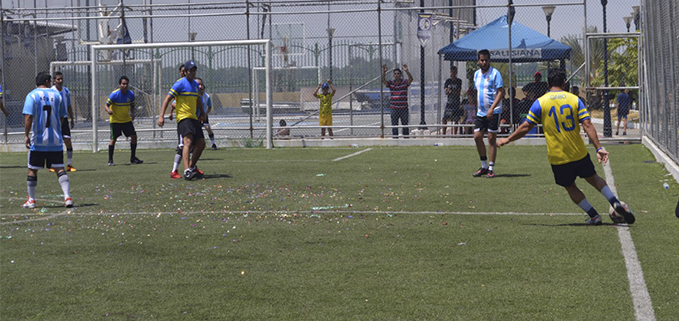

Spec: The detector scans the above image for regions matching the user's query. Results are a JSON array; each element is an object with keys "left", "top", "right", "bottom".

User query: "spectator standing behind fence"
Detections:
[
  {"left": 0, "top": 69, "right": 8, "bottom": 117},
  {"left": 616, "top": 89, "right": 631, "bottom": 136},
  {"left": 104, "top": 76, "right": 143, "bottom": 166},
  {"left": 277, "top": 119, "right": 290, "bottom": 137},
  {"left": 313, "top": 79, "right": 335, "bottom": 138},
  {"left": 500, "top": 87, "right": 519, "bottom": 134},
  {"left": 472, "top": 49, "right": 505, "bottom": 178},
  {"left": 462, "top": 89, "right": 477, "bottom": 135},
  {"left": 50, "top": 72, "right": 76, "bottom": 172},
  {"left": 382, "top": 64, "right": 413, "bottom": 138},
  {"left": 498, "top": 68, "right": 635, "bottom": 226},
  {"left": 442, "top": 66, "right": 462, "bottom": 135},
  {"left": 527, "top": 71, "right": 549, "bottom": 99}
]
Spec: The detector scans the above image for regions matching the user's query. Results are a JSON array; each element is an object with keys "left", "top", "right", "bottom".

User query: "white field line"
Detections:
[
  {"left": 604, "top": 161, "right": 656, "bottom": 321},
  {"left": 332, "top": 148, "right": 373, "bottom": 161},
  {"left": 1, "top": 209, "right": 584, "bottom": 225}
]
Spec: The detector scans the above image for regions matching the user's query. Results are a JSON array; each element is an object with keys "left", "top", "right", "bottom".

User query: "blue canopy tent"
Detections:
[{"left": 438, "top": 15, "right": 571, "bottom": 63}]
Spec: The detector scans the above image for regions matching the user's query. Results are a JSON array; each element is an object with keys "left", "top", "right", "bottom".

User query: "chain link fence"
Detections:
[
  {"left": 641, "top": 0, "right": 678, "bottom": 164},
  {"left": 1, "top": 0, "right": 665, "bottom": 151}
]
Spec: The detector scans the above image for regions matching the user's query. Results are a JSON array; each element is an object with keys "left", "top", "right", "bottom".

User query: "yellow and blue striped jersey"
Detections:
[
  {"left": 168, "top": 77, "right": 200, "bottom": 122},
  {"left": 526, "top": 91, "right": 590, "bottom": 165},
  {"left": 106, "top": 89, "right": 135, "bottom": 123}
]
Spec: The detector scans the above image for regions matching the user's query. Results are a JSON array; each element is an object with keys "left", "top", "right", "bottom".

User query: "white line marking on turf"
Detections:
[
  {"left": 333, "top": 148, "right": 372, "bottom": 161},
  {"left": 0, "top": 210, "right": 584, "bottom": 222},
  {"left": 604, "top": 160, "right": 656, "bottom": 321}
]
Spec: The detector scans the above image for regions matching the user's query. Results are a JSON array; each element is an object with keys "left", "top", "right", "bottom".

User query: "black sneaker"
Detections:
[
  {"left": 473, "top": 167, "right": 489, "bottom": 177},
  {"left": 108, "top": 161, "right": 115, "bottom": 166},
  {"left": 184, "top": 168, "right": 195, "bottom": 181},
  {"left": 614, "top": 201, "right": 635, "bottom": 224},
  {"left": 486, "top": 170, "right": 495, "bottom": 178},
  {"left": 211, "top": 143, "right": 217, "bottom": 150},
  {"left": 130, "top": 157, "right": 144, "bottom": 164},
  {"left": 615, "top": 131, "right": 619, "bottom": 136}
]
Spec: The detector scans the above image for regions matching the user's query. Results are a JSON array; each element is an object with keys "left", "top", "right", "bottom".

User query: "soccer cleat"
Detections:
[
  {"left": 49, "top": 168, "right": 56, "bottom": 172},
  {"left": 170, "top": 170, "right": 182, "bottom": 179},
  {"left": 614, "top": 202, "right": 635, "bottom": 224},
  {"left": 211, "top": 143, "right": 217, "bottom": 150},
  {"left": 473, "top": 167, "right": 489, "bottom": 177},
  {"left": 108, "top": 161, "right": 115, "bottom": 166},
  {"left": 195, "top": 167, "right": 204, "bottom": 176},
  {"left": 184, "top": 168, "right": 195, "bottom": 181},
  {"left": 64, "top": 197, "right": 74, "bottom": 208},
  {"left": 130, "top": 157, "right": 144, "bottom": 164},
  {"left": 486, "top": 170, "right": 495, "bottom": 178},
  {"left": 22, "top": 198, "right": 36, "bottom": 209},
  {"left": 586, "top": 214, "right": 603, "bottom": 225},
  {"left": 67, "top": 165, "right": 77, "bottom": 172}
]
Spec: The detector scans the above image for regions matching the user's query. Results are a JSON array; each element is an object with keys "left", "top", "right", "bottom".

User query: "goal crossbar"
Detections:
[{"left": 89, "top": 39, "right": 274, "bottom": 151}]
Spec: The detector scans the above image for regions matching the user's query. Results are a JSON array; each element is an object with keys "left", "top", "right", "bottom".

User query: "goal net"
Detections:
[{"left": 90, "top": 39, "right": 273, "bottom": 151}]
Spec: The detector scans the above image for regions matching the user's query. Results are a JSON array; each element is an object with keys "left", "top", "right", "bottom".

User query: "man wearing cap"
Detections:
[
  {"left": 158, "top": 60, "right": 206, "bottom": 180},
  {"left": 531, "top": 71, "right": 549, "bottom": 99},
  {"left": 313, "top": 79, "right": 336, "bottom": 137}
]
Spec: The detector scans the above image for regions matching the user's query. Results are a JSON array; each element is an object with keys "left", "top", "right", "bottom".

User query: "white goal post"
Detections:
[{"left": 90, "top": 39, "right": 274, "bottom": 151}]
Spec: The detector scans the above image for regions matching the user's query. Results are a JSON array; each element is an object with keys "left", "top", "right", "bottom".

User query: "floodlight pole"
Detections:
[
  {"left": 419, "top": 0, "right": 426, "bottom": 129},
  {"left": 623, "top": 16, "right": 632, "bottom": 33},
  {"left": 542, "top": 6, "right": 555, "bottom": 70},
  {"left": 602, "top": 0, "right": 611, "bottom": 137}
]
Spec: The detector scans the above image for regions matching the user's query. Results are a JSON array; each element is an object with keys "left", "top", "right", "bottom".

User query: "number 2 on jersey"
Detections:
[{"left": 547, "top": 104, "right": 575, "bottom": 133}]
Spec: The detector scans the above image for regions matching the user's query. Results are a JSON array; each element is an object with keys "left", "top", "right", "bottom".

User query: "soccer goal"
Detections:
[{"left": 90, "top": 39, "right": 274, "bottom": 152}]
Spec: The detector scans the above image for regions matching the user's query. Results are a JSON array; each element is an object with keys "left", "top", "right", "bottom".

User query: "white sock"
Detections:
[
  {"left": 481, "top": 160, "right": 488, "bottom": 169},
  {"left": 489, "top": 162, "right": 495, "bottom": 171},
  {"left": 67, "top": 149, "right": 73, "bottom": 166},
  {"left": 172, "top": 154, "right": 182, "bottom": 172},
  {"left": 27, "top": 176, "right": 37, "bottom": 200},
  {"left": 58, "top": 173, "right": 70, "bottom": 198},
  {"left": 600, "top": 186, "right": 619, "bottom": 205}
]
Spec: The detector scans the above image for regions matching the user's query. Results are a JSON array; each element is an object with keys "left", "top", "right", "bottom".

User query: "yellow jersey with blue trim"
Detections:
[
  {"left": 106, "top": 89, "right": 135, "bottom": 123},
  {"left": 168, "top": 77, "right": 200, "bottom": 122},
  {"left": 526, "top": 90, "right": 590, "bottom": 165}
]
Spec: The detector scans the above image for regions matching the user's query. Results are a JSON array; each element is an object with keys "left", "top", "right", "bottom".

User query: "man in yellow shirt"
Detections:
[
  {"left": 313, "top": 80, "right": 335, "bottom": 137},
  {"left": 104, "top": 76, "right": 142, "bottom": 166},
  {"left": 499, "top": 69, "right": 634, "bottom": 225}
]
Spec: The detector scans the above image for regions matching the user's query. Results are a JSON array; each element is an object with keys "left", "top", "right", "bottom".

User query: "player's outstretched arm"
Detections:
[
  {"left": 158, "top": 95, "right": 173, "bottom": 127},
  {"left": 581, "top": 118, "right": 608, "bottom": 165},
  {"left": 498, "top": 120, "right": 534, "bottom": 147}
]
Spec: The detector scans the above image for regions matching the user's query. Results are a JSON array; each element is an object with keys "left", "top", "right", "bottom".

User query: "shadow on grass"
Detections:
[
  {"left": 493, "top": 173, "right": 531, "bottom": 178},
  {"left": 0, "top": 165, "right": 24, "bottom": 169},
  {"left": 526, "top": 222, "right": 630, "bottom": 227},
  {"left": 201, "top": 174, "right": 232, "bottom": 179}
]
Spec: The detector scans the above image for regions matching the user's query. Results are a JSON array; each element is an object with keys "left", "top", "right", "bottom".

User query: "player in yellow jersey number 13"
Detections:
[{"left": 498, "top": 69, "right": 635, "bottom": 225}]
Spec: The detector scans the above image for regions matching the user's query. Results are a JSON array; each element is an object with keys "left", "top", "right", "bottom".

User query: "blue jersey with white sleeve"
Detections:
[
  {"left": 23, "top": 88, "right": 66, "bottom": 152},
  {"left": 474, "top": 66, "right": 504, "bottom": 117}
]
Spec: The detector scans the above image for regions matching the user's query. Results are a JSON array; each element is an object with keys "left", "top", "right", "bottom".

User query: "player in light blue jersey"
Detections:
[
  {"left": 196, "top": 77, "right": 217, "bottom": 149},
  {"left": 22, "top": 72, "right": 73, "bottom": 209},
  {"left": 50, "top": 71, "right": 77, "bottom": 172},
  {"left": 499, "top": 69, "right": 634, "bottom": 225},
  {"left": 472, "top": 49, "right": 505, "bottom": 178}
]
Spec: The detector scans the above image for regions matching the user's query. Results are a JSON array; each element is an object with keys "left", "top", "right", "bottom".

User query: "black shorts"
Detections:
[
  {"left": 110, "top": 122, "right": 136, "bottom": 139},
  {"left": 27, "top": 150, "right": 64, "bottom": 170},
  {"left": 442, "top": 107, "right": 463, "bottom": 122},
  {"left": 474, "top": 115, "right": 500, "bottom": 133},
  {"left": 550, "top": 154, "right": 597, "bottom": 187},
  {"left": 61, "top": 118, "right": 71, "bottom": 139},
  {"left": 177, "top": 118, "right": 205, "bottom": 140}
]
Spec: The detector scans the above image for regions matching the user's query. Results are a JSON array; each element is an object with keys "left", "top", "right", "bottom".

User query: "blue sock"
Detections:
[
  {"left": 600, "top": 186, "right": 619, "bottom": 206},
  {"left": 577, "top": 199, "right": 599, "bottom": 218}
]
